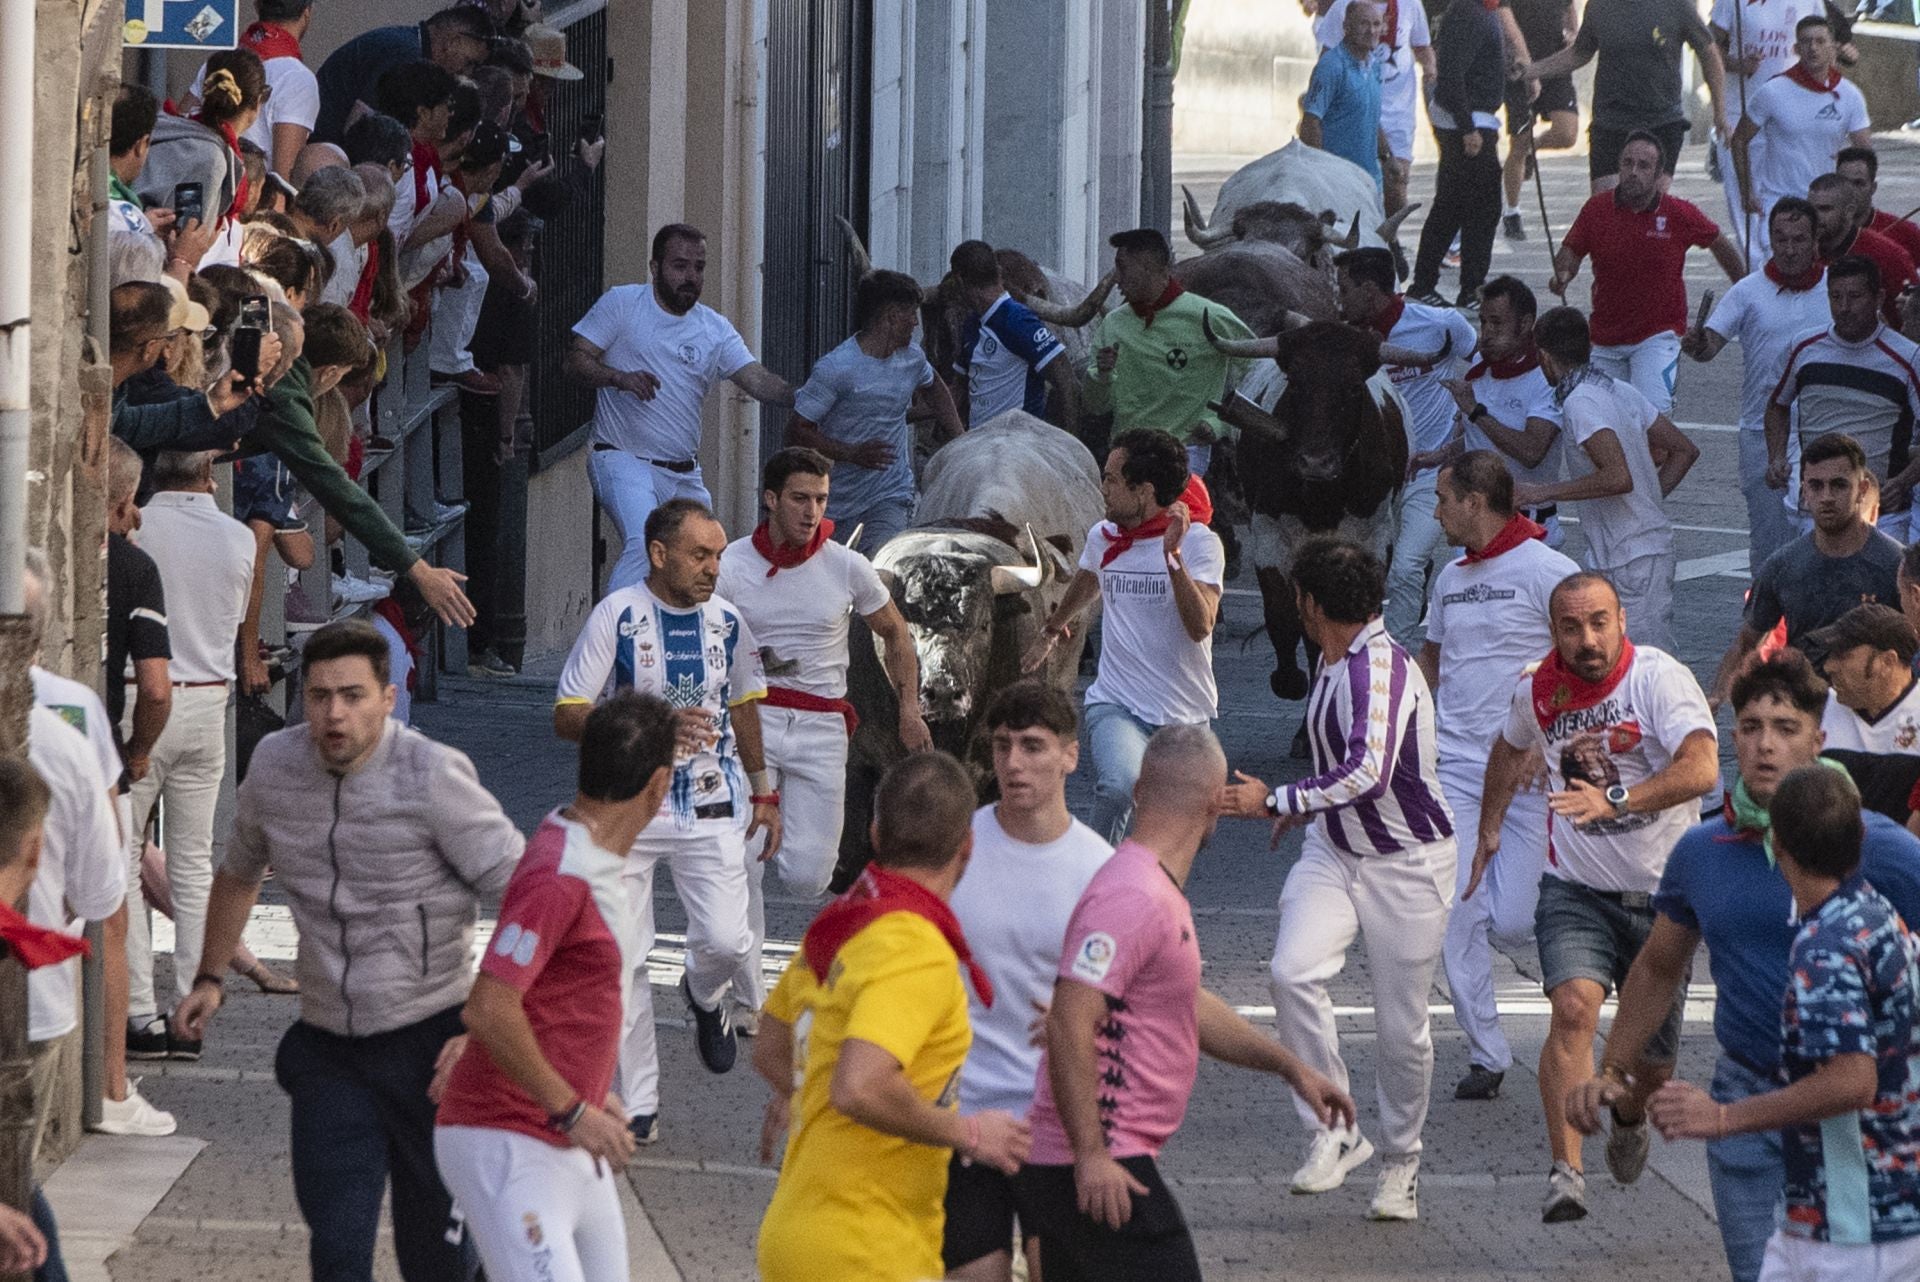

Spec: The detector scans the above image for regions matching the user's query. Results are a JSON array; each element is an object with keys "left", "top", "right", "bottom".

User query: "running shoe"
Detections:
[
  {"left": 1407, "top": 288, "right": 1452, "bottom": 309},
  {"left": 92, "top": 1083, "right": 177, "bottom": 1137},
  {"left": 682, "top": 975, "right": 737, "bottom": 1073},
  {"left": 127, "top": 1017, "right": 169, "bottom": 1060},
  {"left": 1455, "top": 294, "right": 1481, "bottom": 317},
  {"left": 628, "top": 1113, "right": 660, "bottom": 1145},
  {"left": 1454, "top": 1064, "right": 1505, "bottom": 1100},
  {"left": 1606, "top": 1110, "right": 1652, "bottom": 1185},
  {"left": 733, "top": 1005, "right": 760, "bottom": 1038},
  {"left": 1368, "top": 1156, "right": 1419, "bottom": 1221},
  {"left": 1290, "top": 1125, "right": 1375, "bottom": 1194},
  {"left": 466, "top": 649, "right": 518, "bottom": 679},
  {"left": 1503, "top": 212, "right": 1526, "bottom": 242},
  {"left": 1542, "top": 1160, "right": 1588, "bottom": 1223},
  {"left": 166, "top": 1029, "right": 202, "bottom": 1061}
]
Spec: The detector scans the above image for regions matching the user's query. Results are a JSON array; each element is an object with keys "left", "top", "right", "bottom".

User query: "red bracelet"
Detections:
[{"left": 750, "top": 792, "right": 781, "bottom": 806}]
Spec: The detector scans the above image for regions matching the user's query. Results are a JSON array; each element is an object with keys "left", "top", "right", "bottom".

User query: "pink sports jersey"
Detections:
[
  {"left": 436, "top": 812, "right": 635, "bottom": 1146},
  {"left": 1027, "top": 840, "right": 1202, "bottom": 1163}
]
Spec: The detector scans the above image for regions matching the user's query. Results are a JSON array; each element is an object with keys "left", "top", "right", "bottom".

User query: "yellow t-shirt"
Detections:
[{"left": 757, "top": 912, "right": 972, "bottom": 1282}]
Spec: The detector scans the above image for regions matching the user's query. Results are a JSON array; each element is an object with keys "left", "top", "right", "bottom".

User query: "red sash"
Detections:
[
  {"left": 1459, "top": 512, "right": 1546, "bottom": 565},
  {"left": 1532, "top": 640, "right": 1636, "bottom": 729},
  {"left": 0, "top": 902, "right": 89, "bottom": 970},
  {"left": 751, "top": 519, "right": 834, "bottom": 576},
  {"left": 803, "top": 864, "right": 992, "bottom": 1006},
  {"left": 764, "top": 686, "right": 858, "bottom": 736}
]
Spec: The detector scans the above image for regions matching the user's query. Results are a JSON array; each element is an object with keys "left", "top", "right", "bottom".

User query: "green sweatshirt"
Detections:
[
  {"left": 250, "top": 358, "right": 418, "bottom": 575},
  {"left": 1081, "top": 289, "right": 1253, "bottom": 444}
]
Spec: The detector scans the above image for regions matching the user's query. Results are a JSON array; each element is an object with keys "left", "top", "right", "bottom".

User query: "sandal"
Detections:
[{"left": 234, "top": 959, "right": 299, "bottom": 994}]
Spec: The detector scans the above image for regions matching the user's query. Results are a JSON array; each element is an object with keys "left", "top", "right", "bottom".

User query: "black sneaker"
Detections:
[
  {"left": 1407, "top": 288, "right": 1452, "bottom": 309},
  {"left": 167, "top": 1029, "right": 203, "bottom": 1061},
  {"left": 682, "top": 975, "right": 737, "bottom": 1073},
  {"left": 466, "top": 649, "right": 517, "bottom": 679},
  {"left": 127, "top": 1018, "right": 169, "bottom": 1060},
  {"left": 1455, "top": 295, "right": 1481, "bottom": 318},
  {"left": 628, "top": 1113, "right": 660, "bottom": 1145},
  {"left": 1455, "top": 1064, "right": 1505, "bottom": 1100},
  {"left": 1502, "top": 212, "right": 1526, "bottom": 241}
]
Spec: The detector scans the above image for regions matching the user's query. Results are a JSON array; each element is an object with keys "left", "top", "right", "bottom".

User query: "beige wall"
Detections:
[{"left": 523, "top": 451, "right": 596, "bottom": 655}]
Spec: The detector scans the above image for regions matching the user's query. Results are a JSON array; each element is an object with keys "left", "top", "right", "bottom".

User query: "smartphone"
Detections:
[
  {"left": 172, "top": 181, "right": 204, "bottom": 225},
  {"left": 577, "top": 112, "right": 604, "bottom": 145},
  {"left": 230, "top": 294, "right": 270, "bottom": 384}
]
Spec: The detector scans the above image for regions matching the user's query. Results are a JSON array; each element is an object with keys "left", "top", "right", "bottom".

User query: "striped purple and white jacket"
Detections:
[{"left": 1276, "top": 619, "right": 1455, "bottom": 855}]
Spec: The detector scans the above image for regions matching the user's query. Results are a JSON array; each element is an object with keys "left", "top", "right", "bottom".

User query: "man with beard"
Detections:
[
  {"left": 1475, "top": 572, "right": 1717, "bottom": 1223},
  {"left": 568, "top": 224, "right": 794, "bottom": 590},
  {"left": 1682, "top": 197, "right": 1832, "bottom": 572},
  {"left": 1568, "top": 651, "right": 1920, "bottom": 1281},
  {"left": 1807, "top": 174, "right": 1917, "bottom": 330}
]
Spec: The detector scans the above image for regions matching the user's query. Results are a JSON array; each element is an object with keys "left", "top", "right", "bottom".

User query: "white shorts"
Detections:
[
  {"left": 1757, "top": 1230, "right": 1920, "bottom": 1282},
  {"left": 434, "top": 1125, "right": 628, "bottom": 1282}
]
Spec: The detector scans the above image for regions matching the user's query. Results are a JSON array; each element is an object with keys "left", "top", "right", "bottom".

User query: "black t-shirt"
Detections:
[
  {"left": 1572, "top": 0, "right": 1713, "bottom": 130},
  {"left": 1505, "top": 0, "right": 1572, "bottom": 62},
  {"left": 1745, "top": 530, "right": 1904, "bottom": 665},
  {"left": 107, "top": 532, "right": 171, "bottom": 757}
]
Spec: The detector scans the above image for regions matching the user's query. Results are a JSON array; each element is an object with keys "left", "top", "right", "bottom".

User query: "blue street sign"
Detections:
[{"left": 124, "top": 0, "right": 240, "bottom": 51}]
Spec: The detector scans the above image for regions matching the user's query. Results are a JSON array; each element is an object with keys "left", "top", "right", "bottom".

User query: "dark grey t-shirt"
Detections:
[
  {"left": 1746, "top": 530, "right": 1904, "bottom": 663},
  {"left": 1573, "top": 0, "right": 1714, "bottom": 131}
]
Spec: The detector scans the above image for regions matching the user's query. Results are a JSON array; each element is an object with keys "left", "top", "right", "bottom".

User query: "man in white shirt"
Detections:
[
  {"left": 566, "top": 224, "right": 794, "bottom": 590},
  {"left": 713, "top": 447, "right": 931, "bottom": 1027},
  {"left": 186, "top": 0, "right": 321, "bottom": 178},
  {"left": 1422, "top": 452, "right": 1579, "bottom": 1102},
  {"left": 942, "top": 681, "right": 1112, "bottom": 1281},
  {"left": 123, "top": 450, "right": 256, "bottom": 1059},
  {"left": 1521, "top": 307, "right": 1700, "bottom": 655},
  {"left": 1023, "top": 429, "right": 1225, "bottom": 843},
  {"left": 1475, "top": 572, "right": 1718, "bottom": 1223},
  {"left": 1816, "top": 604, "right": 1920, "bottom": 755},
  {"left": 1334, "top": 247, "right": 1477, "bottom": 647},
  {"left": 554, "top": 498, "right": 777, "bottom": 1143},
  {"left": 1711, "top": 0, "right": 1830, "bottom": 262},
  {"left": 1314, "top": 0, "right": 1436, "bottom": 217},
  {"left": 1683, "top": 198, "right": 1832, "bottom": 571},
  {"left": 1432, "top": 275, "right": 1566, "bottom": 544},
  {"left": 1730, "top": 14, "right": 1869, "bottom": 264}
]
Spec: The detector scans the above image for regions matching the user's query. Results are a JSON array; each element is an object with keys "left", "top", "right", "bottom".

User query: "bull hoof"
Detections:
[
  {"left": 1291, "top": 722, "right": 1312, "bottom": 760},
  {"left": 1270, "top": 667, "right": 1311, "bottom": 700}
]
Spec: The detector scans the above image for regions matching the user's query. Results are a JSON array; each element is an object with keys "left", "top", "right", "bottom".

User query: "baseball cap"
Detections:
[
  {"left": 462, "top": 121, "right": 521, "bottom": 169},
  {"left": 160, "top": 274, "right": 211, "bottom": 334},
  {"left": 1808, "top": 603, "right": 1919, "bottom": 667}
]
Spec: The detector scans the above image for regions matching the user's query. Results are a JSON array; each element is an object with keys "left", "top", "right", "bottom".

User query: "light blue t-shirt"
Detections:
[
  {"left": 793, "top": 335, "right": 936, "bottom": 520},
  {"left": 1302, "top": 43, "right": 1383, "bottom": 185}
]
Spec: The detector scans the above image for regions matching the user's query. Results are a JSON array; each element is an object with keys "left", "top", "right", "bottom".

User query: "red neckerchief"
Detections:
[
  {"left": 1100, "top": 511, "right": 1174, "bottom": 567},
  {"left": 751, "top": 518, "right": 834, "bottom": 576},
  {"left": 373, "top": 597, "right": 420, "bottom": 693},
  {"left": 1180, "top": 475, "right": 1213, "bottom": 526},
  {"left": 1129, "top": 278, "right": 1185, "bottom": 327},
  {"left": 1380, "top": 0, "right": 1399, "bottom": 47},
  {"left": 0, "top": 902, "right": 89, "bottom": 970},
  {"left": 1532, "top": 639, "right": 1636, "bottom": 729},
  {"left": 1781, "top": 62, "right": 1842, "bottom": 94},
  {"left": 1465, "top": 342, "right": 1541, "bottom": 381},
  {"left": 348, "top": 237, "right": 379, "bottom": 323},
  {"left": 1459, "top": 512, "right": 1546, "bottom": 564},
  {"left": 411, "top": 140, "right": 440, "bottom": 216},
  {"left": 242, "top": 20, "right": 302, "bottom": 61},
  {"left": 803, "top": 864, "right": 993, "bottom": 1007},
  {"left": 1764, "top": 259, "right": 1825, "bottom": 292},
  {"left": 1369, "top": 293, "right": 1407, "bottom": 338}
]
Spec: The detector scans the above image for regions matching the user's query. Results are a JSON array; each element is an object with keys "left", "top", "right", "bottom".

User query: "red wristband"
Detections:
[{"left": 750, "top": 792, "right": 781, "bottom": 806}]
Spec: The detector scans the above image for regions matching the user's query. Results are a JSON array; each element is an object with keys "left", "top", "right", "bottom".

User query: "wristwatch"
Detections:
[
  {"left": 1468, "top": 402, "right": 1490, "bottom": 424},
  {"left": 1604, "top": 783, "right": 1630, "bottom": 818}
]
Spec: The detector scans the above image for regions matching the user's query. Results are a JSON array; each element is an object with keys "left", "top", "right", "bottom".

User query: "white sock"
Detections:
[{"left": 1504, "top": 205, "right": 1521, "bottom": 218}]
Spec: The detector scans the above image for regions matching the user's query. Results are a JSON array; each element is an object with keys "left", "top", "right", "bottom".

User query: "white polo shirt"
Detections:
[
  {"left": 1559, "top": 371, "right": 1674, "bottom": 570},
  {"left": 1382, "top": 299, "right": 1479, "bottom": 455},
  {"left": 136, "top": 491, "right": 256, "bottom": 684},
  {"left": 1704, "top": 266, "right": 1832, "bottom": 433},
  {"left": 1463, "top": 355, "right": 1565, "bottom": 491},
  {"left": 27, "top": 707, "right": 125, "bottom": 1042},
  {"left": 715, "top": 535, "right": 892, "bottom": 699},
  {"left": 571, "top": 284, "right": 754, "bottom": 461},
  {"left": 1081, "top": 519, "right": 1225, "bottom": 726},
  {"left": 32, "top": 667, "right": 121, "bottom": 790},
  {"left": 1822, "top": 682, "right": 1920, "bottom": 756}
]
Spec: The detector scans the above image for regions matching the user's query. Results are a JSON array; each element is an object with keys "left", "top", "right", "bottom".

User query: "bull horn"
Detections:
[
  {"left": 1374, "top": 202, "right": 1421, "bottom": 244},
  {"left": 1378, "top": 331, "right": 1455, "bottom": 370},
  {"left": 1181, "top": 185, "right": 1235, "bottom": 248},
  {"left": 988, "top": 523, "right": 1046, "bottom": 594},
  {"left": 1339, "top": 213, "right": 1362, "bottom": 250},
  {"left": 835, "top": 214, "right": 873, "bottom": 277},
  {"left": 1014, "top": 271, "right": 1116, "bottom": 328},
  {"left": 1208, "top": 392, "right": 1287, "bottom": 440},
  {"left": 844, "top": 522, "right": 865, "bottom": 554},
  {"left": 1282, "top": 310, "right": 1314, "bottom": 331},
  {"left": 1202, "top": 310, "right": 1278, "bottom": 360}
]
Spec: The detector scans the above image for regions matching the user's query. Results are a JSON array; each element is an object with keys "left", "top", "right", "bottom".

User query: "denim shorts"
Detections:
[
  {"left": 1535, "top": 873, "right": 1688, "bottom": 1063},
  {"left": 232, "top": 453, "right": 301, "bottom": 530}
]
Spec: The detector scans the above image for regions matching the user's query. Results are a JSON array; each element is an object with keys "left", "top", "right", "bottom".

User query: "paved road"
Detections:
[{"left": 77, "top": 134, "right": 1920, "bottom": 1281}]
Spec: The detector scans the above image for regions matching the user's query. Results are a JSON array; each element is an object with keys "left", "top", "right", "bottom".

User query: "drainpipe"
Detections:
[{"left": 0, "top": 0, "right": 32, "bottom": 621}]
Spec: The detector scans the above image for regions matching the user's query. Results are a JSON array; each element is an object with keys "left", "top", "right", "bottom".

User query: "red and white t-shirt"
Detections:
[
  {"left": 1563, "top": 193, "right": 1721, "bottom": 347},
  {"left": 436, "top": 812, "right": 636, "bottom": 1145}
]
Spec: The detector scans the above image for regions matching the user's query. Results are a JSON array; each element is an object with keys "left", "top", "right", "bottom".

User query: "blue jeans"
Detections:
[
  {"left": 31, "top": 1186, "right": 65, "bottom": 1282},
  {"left": 832, "top": 495, "right": 916, "bottom": 558},
  {"left": 587, "top": 446, "right": 713, "bottom": 592},
  {"left": 1707, "top": 1053, "right": 1783, "bottom": 1282},
  {"left": 1086, "top": 702, "right": 1159, "bottom": 843},
  {"left": 1384, "top": 469, "right": 1447, "bottom": 648},
  {"left": 274, "top": 1007, "right": 478, "bottom": 1282}
]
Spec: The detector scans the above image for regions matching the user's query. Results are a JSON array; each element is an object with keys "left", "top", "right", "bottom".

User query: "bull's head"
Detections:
[{"left": 874, "top": 525, "right": 1065, "bottom": 724}]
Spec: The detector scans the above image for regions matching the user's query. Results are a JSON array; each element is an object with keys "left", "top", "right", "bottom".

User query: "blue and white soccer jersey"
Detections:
[
  {"left": 960, "top": 293, "right": 1065, "bottom": 425},
  {"left": 556, "top": 584, "right": 768, "bottom": 830}
]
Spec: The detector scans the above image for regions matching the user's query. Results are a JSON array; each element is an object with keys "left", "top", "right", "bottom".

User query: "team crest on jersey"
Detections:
[
  {"left": 1898, "top": 718, "right": 1920, "bottom": 751},
  {"left": 706, "top": 643, "right": 727, "bottom": 670},
  {"left": 1607, "top": 721, "right": 1643, "bottom": 754},
  {"left": 522, "top": 1212, "right": 543, "bottom": 1247},
  {"left": 620, "top": 615, "right": 650, "bottom": 639},
  {"left": 1654, "top": 215, "right": 1668, "bottom": 234},
  {"left": 637, "top": 641, "right": 657, "bottom": 669},
  {"left": 1071, "top": 932, "right": 1117, "bottom": 982},
  {"left": 981, "top": 333, "right": 1000, "bottom": 358}
]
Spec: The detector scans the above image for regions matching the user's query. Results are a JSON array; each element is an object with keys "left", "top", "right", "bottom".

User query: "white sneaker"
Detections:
[
  {"left": 1606, "top": 1112, "right": 1651, "bottom": 1185},
  {"left": 1542, "top": 1160, "right": 1588, "bottom": 1223},
  {"left": 91, "top": 1084, "right": 176, "bottom": 1137},
  {"left": 733, "top": 1006, "right": 760, "bottom": 1037},
  {"left": 1368, "top": 1156, "right": 1419, "bottom": 1221},
  {"left": 1290, "top": 1125, "right": 1375, "bottom": 1194}
]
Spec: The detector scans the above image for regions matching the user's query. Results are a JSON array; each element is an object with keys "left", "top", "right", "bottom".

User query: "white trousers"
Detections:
[
  {"left": 1270, "top": 829, "right": 1455, "bottom": 1158},
  {"left": 434, "top": 1125, "right": 628, "bottom": 1282},
  {"left": 123, "top": 685, "right": 227, "bottom": 1018},
  {"left": 735, "top": 707, "right": 848, "bottom": 1012},
  {"left": 587, "top": 448, "right": 713, "bottom": 593},
  {"left": 1597, "top": 551, "right": 1677, "bottom": 656},
  {"left": 1593, "top": 332, "right": 1682, "bottom": 416},
  {"left": 428, "top": 242, "right": 489, "bottom": 376},
  {"left": 617, "top": 819, "right": 751, "bottom": 1115},
  {"left": 1757, "top": 1230, "right": 1920, "bottom": 1282},
  {"left": 1438, "top": 762, "right": 1548, "bottom": 1075}
]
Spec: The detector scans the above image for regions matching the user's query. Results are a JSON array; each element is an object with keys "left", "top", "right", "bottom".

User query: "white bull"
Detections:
[{"left": 1184, "top": 140, "right": 1410, "bottom": 261}]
